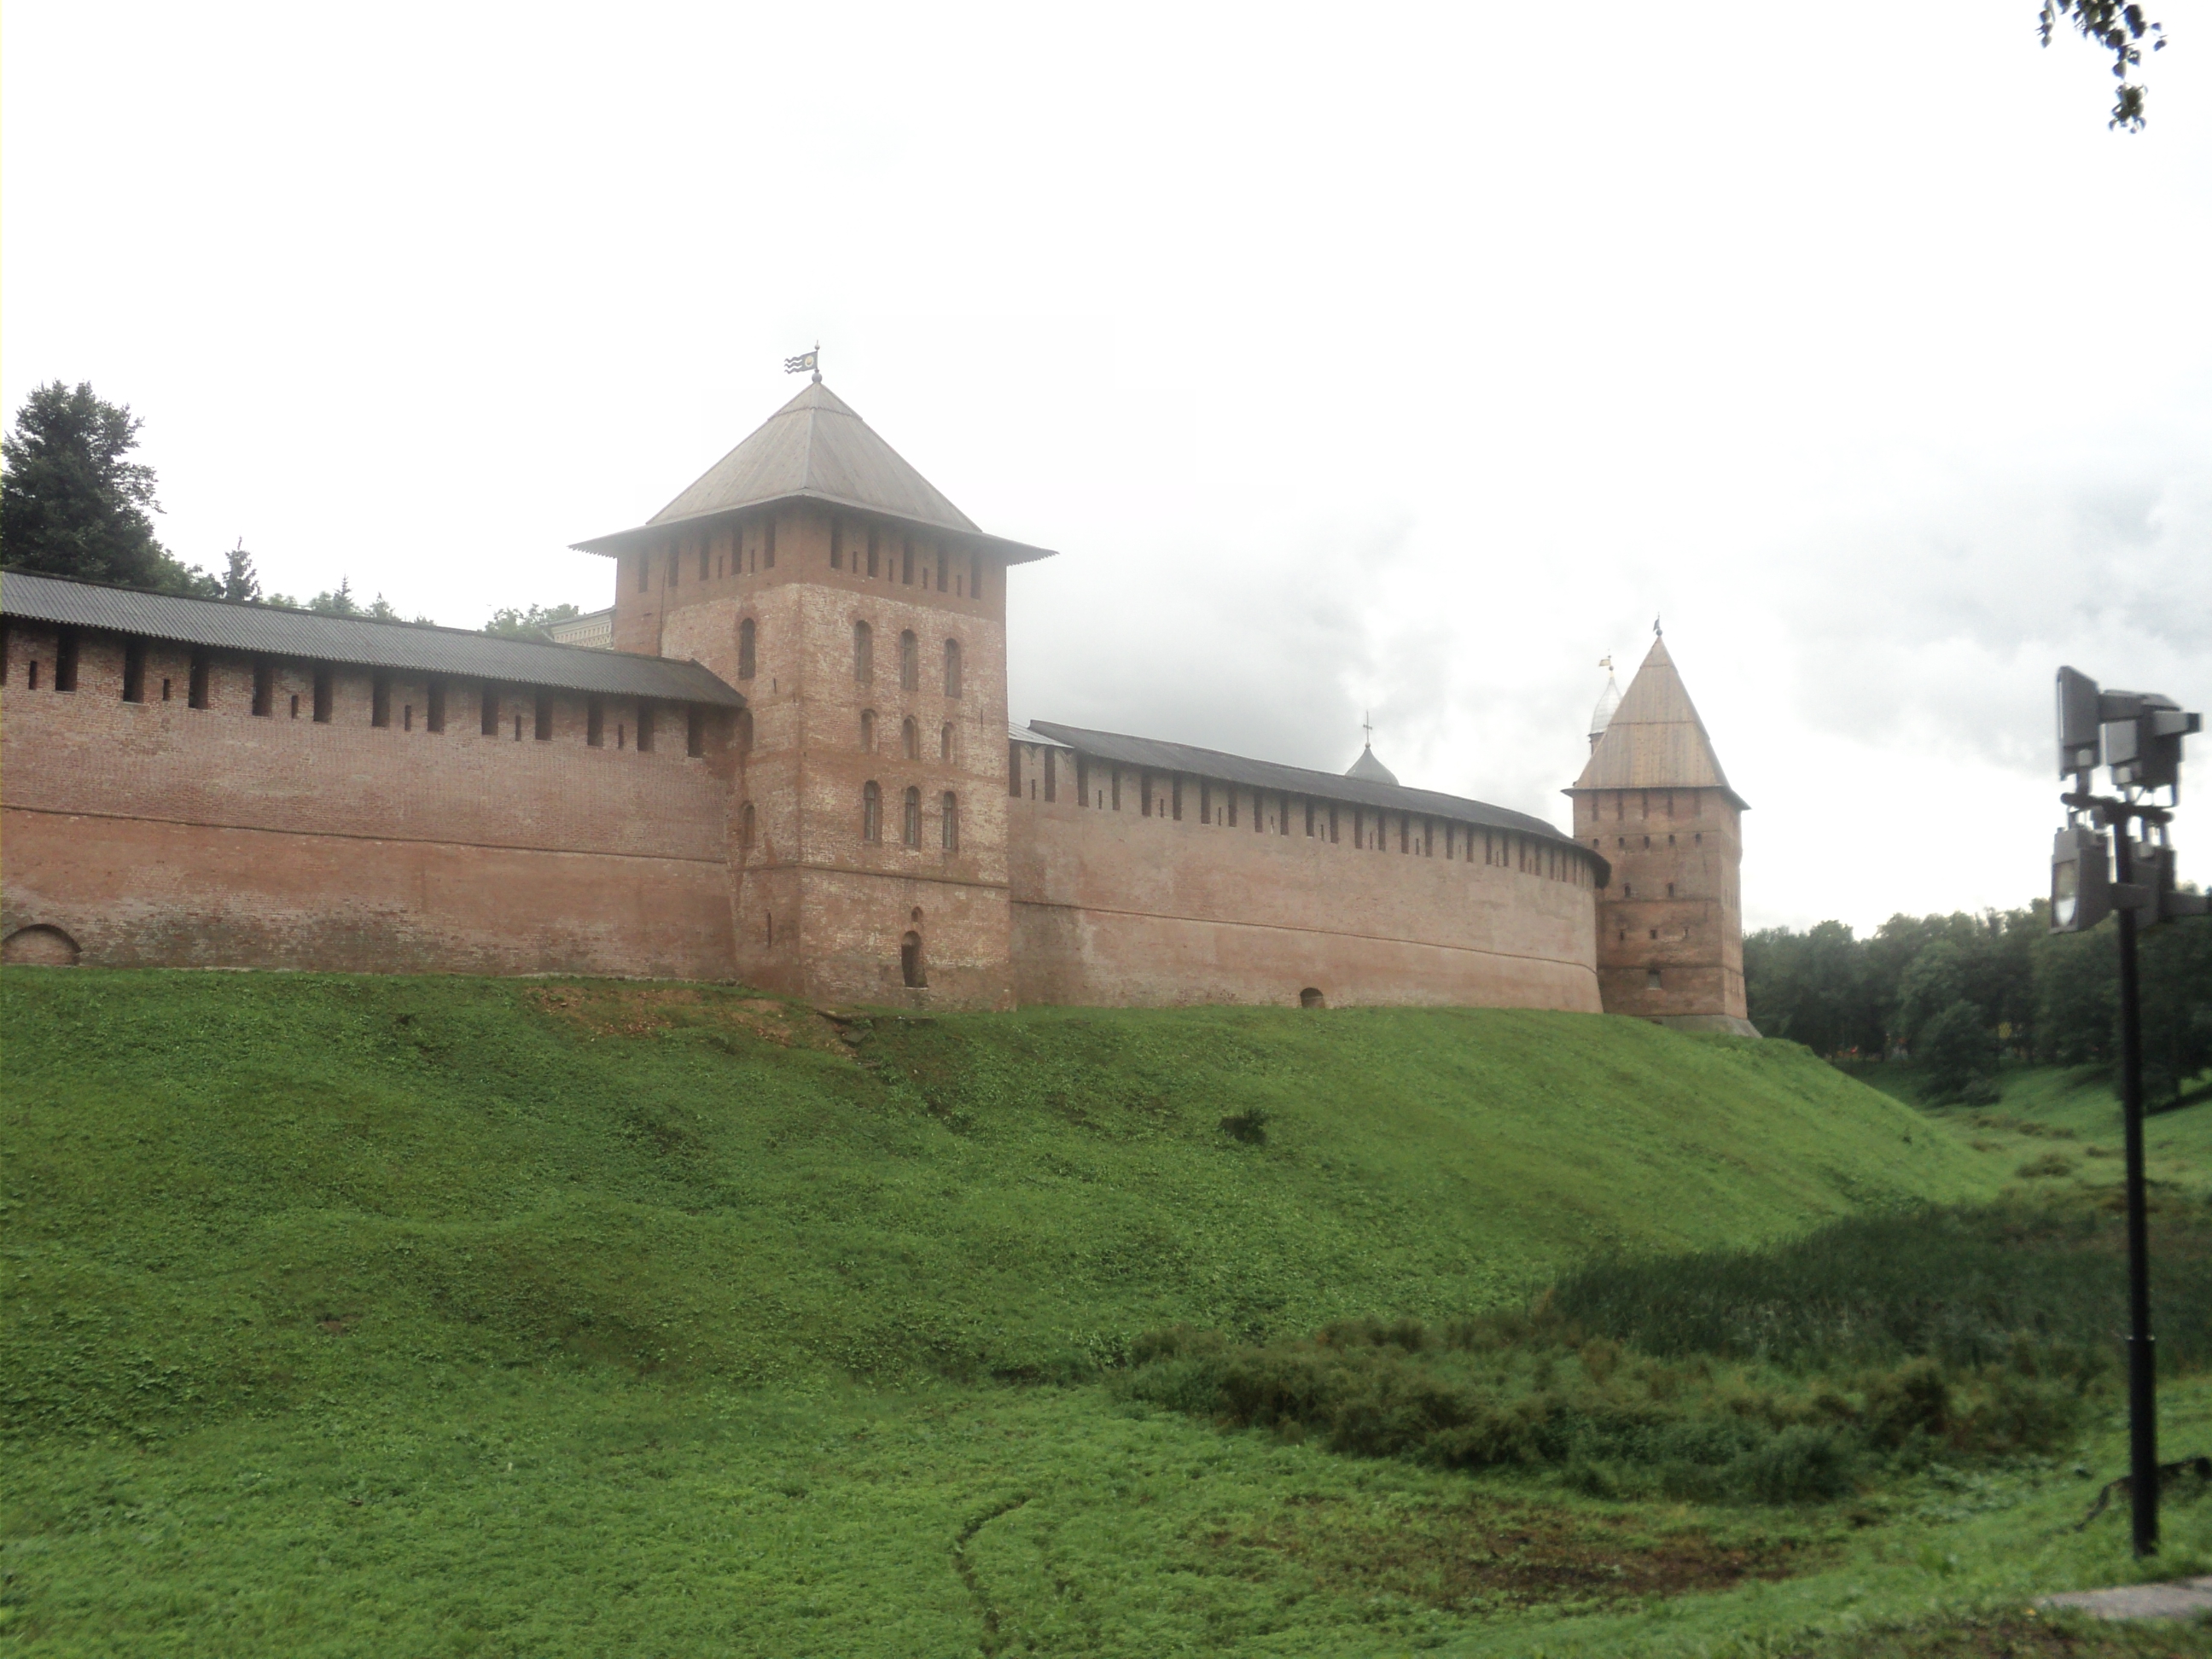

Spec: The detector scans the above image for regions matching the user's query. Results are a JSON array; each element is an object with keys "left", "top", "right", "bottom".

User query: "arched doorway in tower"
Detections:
[
  {"left": 900, "top": 932, "right": 927, "bottom": 989},
  {"left": 1298, "top": 987, "right": 1325, "bottom": 1009}
]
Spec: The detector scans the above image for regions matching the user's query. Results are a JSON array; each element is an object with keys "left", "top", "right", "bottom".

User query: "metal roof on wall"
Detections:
[
  {"left": 572, "top": 381, "right": 1056, "bottom": 565},
  {"left": 1022, "top": 719, "right": 1604, "bottom": 874},
  {"left": 1, "top": 569, "right": 744, "bottom": 706}
]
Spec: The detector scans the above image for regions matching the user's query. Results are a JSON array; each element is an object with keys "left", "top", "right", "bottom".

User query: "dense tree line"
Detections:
[{"left": 1746, "top": 902, "right": 2211, "bottom": 1108}]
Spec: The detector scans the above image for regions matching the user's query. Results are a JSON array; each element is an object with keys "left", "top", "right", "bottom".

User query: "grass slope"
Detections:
[
  {"left": 12, "top": 968, "right": 2140, "bottom": 1659},
  {"left": 3, "top": 970, "right": 1991, "bottom": 1438}
]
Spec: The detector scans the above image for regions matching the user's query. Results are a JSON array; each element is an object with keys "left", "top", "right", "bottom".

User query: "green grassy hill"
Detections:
[
  {"left": 4, "top": 970, "right": 1990, "bottom": 1441},
  {"left": 35, "top": 969, "right": 2210, "bottom": 1659}
]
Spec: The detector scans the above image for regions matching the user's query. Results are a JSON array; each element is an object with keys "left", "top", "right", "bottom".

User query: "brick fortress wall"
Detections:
[
  {"left": 1004, "top": 736, "right": 1604, "bottom": 1010},
  {"left": 0, "top": 620, "right": 739, "bottom": 977}
]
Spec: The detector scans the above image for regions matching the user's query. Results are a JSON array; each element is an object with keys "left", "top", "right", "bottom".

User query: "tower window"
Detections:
[
  {"left": 1008, "top": 742, "right": 1022, "bottom": 798},
  {"left": 853, "top": 620, "right": 874, "bottom": 684},
  {"left": 936, "top": 542, "right": 948, "bottom": 592},
  {"left": 371, "top": 673, "right": 392, "bottom": 728},
  {"left": 899, "top": 630, "right": 918, "bottom": 691},
  {"left": 940, "top": 792, "right": 958, "bottom": 851},
  {"left": 861, "top": 709, "right": 876, "bottom": 751},
  {"left": 1666, "top": 882, "right": 1674, "bottom": 898},
  {"left": 427, "top": 680, "right": 446, "bottom": 733},
  {"left": 121, "top": 640, "right": 146, "bottom": 704},
  {"left": 1622, "top": 884, "right": 1632, "bottom": 897},
  {"left": 943, "top": 638, "right": 962, "bottom": 698},
  {"left": 940, "top": 723, "right": 953, "bottom": 763},
  {"left": 479, "top": 684, "right": 497, "bottom": 736},
  {"left": 738, "top": 618, "right": 757, "bottom": 680},
  {"left": 832, "top": 520, "right": 844, "bottom": 569},
  {"left": 902, "top": 538, "right": 914, "bottom": 585},
  {"left": 736, "top": 708, "right": 754, "bottom": 754},
  {"left": 535, "top": 692, "right": 553, "bottom": 741},
  {"left": 54, "top": 631, "right": 79, "bottom": 692},
  {"left": 699, "top": 536, "right": 711, "bottom": 581},
  {"left": 902, "top": 717, "right": 920, "bottom": 760},
  {"left": 636, "top": 556, "right": 649, "bottom": 594},
  {"left": 189, "top": 651, "right": 211, "bottom": 709},
  {"left": 636, "top": 701, "right": 655, "bottom": 753},
  {"left": 763, "top": 518, "right": 775, "bottom": 568},
  {"left": 588, "top": 697, "right": 604, "bottom": 748},
  {"left": 866, "top": 527, "right": 880, "bottom": 579},
  {"left": 902, "top": 786, "right": 922, "bottom": 847},
  {"left": 863, "top": 780, "right": 882, "bottom": 841},
  {"left": 250, "top": 659, "right": 271, "bottom": 717},
  {"left": 687, "top": 705, "right": 705, "bottom": 758},
  {"left": 900, "top": 931, "right": 925, "bottom": 988},
  {"left": 1647, "top": 968, "right": 1662, "bottom": 990}
]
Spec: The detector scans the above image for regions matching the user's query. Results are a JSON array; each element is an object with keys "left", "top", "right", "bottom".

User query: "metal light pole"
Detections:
[
  {"left": 2112, "top": 824, "right": 2157, "bottom": 1557},
  {"left": 2051, "top": 667, "right": 2203, "bottom": 1560}
]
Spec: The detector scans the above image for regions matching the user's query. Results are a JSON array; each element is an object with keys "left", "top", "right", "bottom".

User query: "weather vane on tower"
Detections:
[{"left": 783, "top": 344, "right": 821, "bottom": 383}]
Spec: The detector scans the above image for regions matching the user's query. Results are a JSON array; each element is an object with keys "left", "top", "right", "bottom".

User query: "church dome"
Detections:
[
  {"left": 1588, "top": 665, "right": 1622, "bottom": 742},
  {"left": 1345, "top": 743, "right": 1399, "bottom": 785}
]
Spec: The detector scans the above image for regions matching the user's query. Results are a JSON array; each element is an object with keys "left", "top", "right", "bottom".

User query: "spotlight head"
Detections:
[
  {"left": 2050, "top": 823, "right": 2111, "bottom": 934},
  {"left": 2057, "top": 666, "right": 2103, "bottom": 778}
]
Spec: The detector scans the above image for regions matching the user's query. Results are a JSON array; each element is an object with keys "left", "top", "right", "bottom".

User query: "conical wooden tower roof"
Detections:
[
  {"left": 573, "top": 381, "right": 1054, "bottom": 562},
  {"left": 1569, "top": 637, "right": 1745, "bottom": 807}
]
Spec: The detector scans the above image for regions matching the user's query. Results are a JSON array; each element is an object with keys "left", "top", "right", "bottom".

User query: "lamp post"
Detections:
[{"left": 2051, "top": 667, "right": 2203, "bottom": 1558}]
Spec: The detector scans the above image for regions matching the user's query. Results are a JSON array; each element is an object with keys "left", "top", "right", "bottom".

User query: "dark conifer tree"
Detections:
[{"left": 0, "top": 382, "right": 213, "bottom": 595}]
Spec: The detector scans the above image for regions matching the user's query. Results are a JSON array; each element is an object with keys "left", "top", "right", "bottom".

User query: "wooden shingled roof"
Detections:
[
  {"left": 1569, "top": 636, "right": 1746, "bottom": 808},
  {"left": 573, "top": 381, "right": 1055, "bottom": 564}
]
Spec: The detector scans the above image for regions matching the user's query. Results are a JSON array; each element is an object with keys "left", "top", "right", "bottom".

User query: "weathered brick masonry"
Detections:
[
  {"left": 1, "top": 616, "right": 738, "bottom": 976},
  {"left": 1, "top": 380, "right": 1747, "bottom": 1025}
]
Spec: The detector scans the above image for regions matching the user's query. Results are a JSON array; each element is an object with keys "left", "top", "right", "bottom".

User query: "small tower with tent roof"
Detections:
[{"left": 1568, "top": 632, "right": 1755, "bottom": 1033}]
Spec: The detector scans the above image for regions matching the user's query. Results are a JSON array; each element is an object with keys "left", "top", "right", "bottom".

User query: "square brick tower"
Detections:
[
  {"left": 1566, "top": 637, "right": 1755, "bottom": 1034},
  {"left": 574, "top": 379, "right": 1055, "bottom": 1008}
]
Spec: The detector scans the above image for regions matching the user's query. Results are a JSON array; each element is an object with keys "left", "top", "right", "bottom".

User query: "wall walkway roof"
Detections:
[
  {"left": 1, "top": 569, "right": 744, "bottom": 706},
  {"left": 1024, "top": 719, "right": 1600, "bottom": 871}
]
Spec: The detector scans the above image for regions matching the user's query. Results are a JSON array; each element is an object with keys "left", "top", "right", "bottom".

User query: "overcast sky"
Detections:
[{"left": 5, "top": 1, "right": 2207, "bottom": 934}]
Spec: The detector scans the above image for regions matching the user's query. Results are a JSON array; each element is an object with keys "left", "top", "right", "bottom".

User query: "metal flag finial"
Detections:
[
  {"left": 1653, "top": 615, "right": 1663, "bottom": 637},
  {"left": 1362, "top": 710, "right": 1375, "bottom": 748},
  {"left": 1598, "top": 655, "right": 1614, "bottom": 672},
  {"left": 784, "top": 343, "right": 821, "bottom": 381}
]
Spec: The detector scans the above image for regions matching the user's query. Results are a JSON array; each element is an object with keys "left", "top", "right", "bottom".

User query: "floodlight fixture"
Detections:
[
  {"left": 2050, "top": 824, "right": 2112, "bottom": 933},
  {"left": 2057, "top": 666, "right": 2103, "bottom": 777},
  {"left": 2048, "top": 660, "right": 2203, "bottom": 1560}
]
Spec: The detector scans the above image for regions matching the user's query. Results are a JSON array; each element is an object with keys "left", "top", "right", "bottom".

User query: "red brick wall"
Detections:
[
  {"left": 1004, "top": 739, "right": 1604, "bottom": 1010},
  {"left": 1, "top": 621, "right": 738, "bottom": 977}
]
